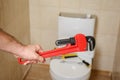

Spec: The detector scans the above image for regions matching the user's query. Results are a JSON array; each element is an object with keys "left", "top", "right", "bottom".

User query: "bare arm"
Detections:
[
  {"left": 0, "top": 29, "right": 24, "bottom": 54},
  {"left": 0, "top": 28, "right": 43, "bottom": 64}
]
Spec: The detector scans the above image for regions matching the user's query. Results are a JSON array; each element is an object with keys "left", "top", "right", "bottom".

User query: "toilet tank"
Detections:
[
  {"left": 58, "top": 13, "right": 96, "bottom": 63},
  {"left": 58, "top": 13, "right": 96, "bottom": 39}
]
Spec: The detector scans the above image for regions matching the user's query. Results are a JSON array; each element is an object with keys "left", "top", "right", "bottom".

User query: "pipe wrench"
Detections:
[{"left": 18, "top": 33, "right": 95, "bottom": 64}]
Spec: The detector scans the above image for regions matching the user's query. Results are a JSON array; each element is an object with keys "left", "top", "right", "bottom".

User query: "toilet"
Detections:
[{"left": 50, "top": 13, "right": 96, "bottom": 80}]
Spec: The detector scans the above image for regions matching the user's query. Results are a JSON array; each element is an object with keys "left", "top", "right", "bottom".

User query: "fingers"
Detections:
[
  {"left": 23, "top": 61, "right": 31, "bottom": 65},
  {"left": 34, "top": 44, "right": 43, "bottom": 52},
  {"left": 35, "top": 54, "right": 44, "bottom": 62},
  {"left": 22, "top": 54, "right": 44, "bottom": 65},
  {"left": 33, "top": 44, "right": 44, "bottom": 62},
  {"left": 23, "top": 58, "right": 45, "bottom": 65},
  {"left": 17, "top": 44, "right": 45, "bottom": 65},
  {"left": 23, "top": 60, "right": 37, "bottom": 65},
  {"left": 23, "top": 53, "right": 44, "bottom": 65}
]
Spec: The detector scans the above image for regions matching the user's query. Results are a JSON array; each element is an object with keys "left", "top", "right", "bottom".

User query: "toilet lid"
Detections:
[{"left": 50, "top": 58, "right": 91, "bottom": 79}]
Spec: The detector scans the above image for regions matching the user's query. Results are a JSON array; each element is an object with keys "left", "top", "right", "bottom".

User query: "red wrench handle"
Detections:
[
  {"left": 18, "top": 45, "right": 77, "bottom": 64},
  {"left": 18, "top": 57, "right": 46, "bottom": 64},
  {"left": 18, "top": 58, "right": 29, "bottom": 64}
]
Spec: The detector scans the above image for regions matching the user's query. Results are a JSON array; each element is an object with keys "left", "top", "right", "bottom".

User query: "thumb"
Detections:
[{"left": 35, "top": 53, "right": 44, "bottom": 62}]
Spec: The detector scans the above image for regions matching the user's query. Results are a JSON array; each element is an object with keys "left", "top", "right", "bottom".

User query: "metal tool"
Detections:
[{"left": 18, "top": 33, "right": 95, "bottom": 64}]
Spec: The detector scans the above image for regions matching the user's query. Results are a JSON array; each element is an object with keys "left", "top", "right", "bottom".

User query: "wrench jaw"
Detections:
[
  {"left": 55, "top": 34, "right": 96, "bottom": 52},
  {"left": 86, "top": 36, "right": 96, "bottom": 51}
]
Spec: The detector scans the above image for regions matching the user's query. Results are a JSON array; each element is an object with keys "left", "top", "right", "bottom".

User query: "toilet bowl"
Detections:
[
  {"left": 49, "top": 13, "right": 96, "bottom": 80},
  {"left": 50, "top": 57, "right": 91, "bottom": 80}
]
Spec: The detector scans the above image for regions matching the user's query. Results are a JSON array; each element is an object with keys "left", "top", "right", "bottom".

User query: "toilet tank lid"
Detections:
[{"left": 59, "top": 12, "right": 96, "bottom": 19}]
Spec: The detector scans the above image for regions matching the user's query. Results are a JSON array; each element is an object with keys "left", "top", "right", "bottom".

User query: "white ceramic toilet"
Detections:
[{"left": 50, "top": 13, "right": 96, "bottom": 80}]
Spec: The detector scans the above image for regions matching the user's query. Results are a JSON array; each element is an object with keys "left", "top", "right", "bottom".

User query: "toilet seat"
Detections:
[{"left": 50, "top": 58, "right": 91, "bottom": 80}]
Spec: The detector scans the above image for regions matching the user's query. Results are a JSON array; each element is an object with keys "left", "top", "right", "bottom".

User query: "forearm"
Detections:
[
  {"left": 0, "top": 29, "right": 25, "bottom": 55},
  {"left": 0, "top": 29, "right": 44, "bottom": 64}
]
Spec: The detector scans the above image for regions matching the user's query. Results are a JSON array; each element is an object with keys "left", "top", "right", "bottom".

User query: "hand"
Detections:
[
  {"left": 0, "top": 29, "right": 44, "bottom": 65},
  {"left": 15, "top": 44, "right": 44, "bottom": 65}
]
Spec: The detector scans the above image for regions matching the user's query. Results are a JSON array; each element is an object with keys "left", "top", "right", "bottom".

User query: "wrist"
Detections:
[{"left": 7, "top": 41, "right": 26, "bottom": 57}]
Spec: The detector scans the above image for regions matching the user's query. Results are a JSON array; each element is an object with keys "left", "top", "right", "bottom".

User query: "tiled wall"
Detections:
[
  {"left": 0, "top": 0, "right": 30, "bottom": 80},
  {"left": 29, "top": 0, "right": 120, "bottom": 71},
  {"left": 29, "top": 0, "right": 59, "bottom": 51},
  {"left": 112, "top": 24, "right": 120, "bottom": 80}
]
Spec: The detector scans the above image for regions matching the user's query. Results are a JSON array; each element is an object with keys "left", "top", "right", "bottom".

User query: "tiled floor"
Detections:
[{"left": 25, "top": 64, "right": 111, "bottom": 80}]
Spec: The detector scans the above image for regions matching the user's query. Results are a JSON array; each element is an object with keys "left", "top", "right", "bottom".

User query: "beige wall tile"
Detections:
[
  {"left": 39, "top": 0, "right": 59, "bottom": 7},
  {"left": 93, "top": 34, "right": 117, "bottom": 71},
  {"left": 112, "top": 25, "right": 120, "bottom": 79},
  {"left": 95, "top": 34, "right": 117, "bottom": 57},
  {"left": 29, "top": 0, "right": 59, "bottom": 7},
  {"left": 30, "top": 28, "right": 57, "bottom": 50},
  {"left": 29, "top": 5, "right": 59, "bottom": 50},
  {"left": 60, "top": 0, "right": 80, "bottom": 9},
  {"left": 93, "top": 54, "right": 114, "bottom": 71},
  {"left": 29, "top": 0, "right": 59, "bottom": 50},
  {"left": 96, "top": 11, "right": 119, "bottom": 35},
  {"left": 60, "top": 8, "right": 80, "bottom": 13},
  {"left": 30, "top": 28, "right": 42, "bottom": 42},
  {"left": 40, "top": 29, "right": 58, "bottom": 50},
  {"left": 29, "top": 6, "right": 59, "bottom": 29},
  {"left": 101, "top": 0, "right": 120, "bottom": 11},
  {"left": 79, "top": 8, "right": 101, "bottom": 14},
  {"left": 79, "top": 0, "right": 102, "bottom": 10}
]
